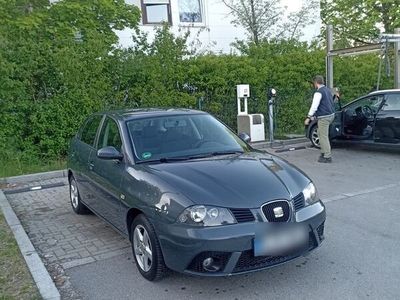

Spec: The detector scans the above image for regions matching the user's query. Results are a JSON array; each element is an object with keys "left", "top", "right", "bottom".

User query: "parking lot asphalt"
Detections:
[{"left": 5, "top": 144, "right": 400, "bottom": 300}]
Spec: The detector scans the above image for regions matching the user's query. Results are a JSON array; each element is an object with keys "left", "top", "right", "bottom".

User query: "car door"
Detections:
[
  {"left": 342, "top": 95, "right": 384, "bottom": 137},
  {"left": 87, "top": 116, "right": 125, "bottom": 231},
  {"left": 374, "top": 93, "right": 400, "bottom": 143},
  {"left": 329, "top": 109, "right": 343, "bottom": 139},
  {"left": 74, "top": 114, "right": 104, "bottom": 203}
]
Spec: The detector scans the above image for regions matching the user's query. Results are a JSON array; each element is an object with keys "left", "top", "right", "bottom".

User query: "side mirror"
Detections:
[
  {"left": 334, "top": 97, "right": 342, "bottom": 111},
  {"left": 239, "top": 132, "right": 251, "bottom": 143},
  {"left": 97, "top": 146, "right": 123, "bottom": 160}
]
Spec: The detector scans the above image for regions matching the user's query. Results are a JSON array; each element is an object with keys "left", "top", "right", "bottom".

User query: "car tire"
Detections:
[
  {"left": 69, "top": 176, "right": 90, "bottom": 215},
  {"left": 310, "top": 125, "right": 321, "bottom": 148},
  {"left": 131, "top": 214, "right": 167, "bottom": 281}
]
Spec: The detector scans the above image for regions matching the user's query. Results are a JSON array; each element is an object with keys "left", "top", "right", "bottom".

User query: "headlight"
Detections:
[
  {"left": 303, "top": 182, "right": 318, "bottom": 204},
  {"left": 178, "top": 205, "right": 236, "bottom": 226}
]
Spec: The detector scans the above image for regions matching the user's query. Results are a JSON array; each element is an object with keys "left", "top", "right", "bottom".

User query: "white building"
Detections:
[{"left": 118, "top": 0, "right": 321, "bottom": 53}]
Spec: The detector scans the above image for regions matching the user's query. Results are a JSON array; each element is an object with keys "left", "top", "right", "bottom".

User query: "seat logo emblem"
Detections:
[{"left": 273, "top": 206, "right": 284, "bottom": 218}]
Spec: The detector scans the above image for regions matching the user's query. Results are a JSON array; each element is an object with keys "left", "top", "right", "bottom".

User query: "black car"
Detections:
[
  {"left": 68, "top": 109, "right": 326, "bottom": 281},
  {"left": 306, "top": 89, "right": 400, "bottom": 148}
]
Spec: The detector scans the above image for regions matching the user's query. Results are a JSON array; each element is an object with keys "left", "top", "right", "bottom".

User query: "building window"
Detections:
[
  {"left": 178, "top": 0, "right": 203, "bottom": 23},
  {"left": 141, "top": 0, "right": 172, "bottom": 24}
]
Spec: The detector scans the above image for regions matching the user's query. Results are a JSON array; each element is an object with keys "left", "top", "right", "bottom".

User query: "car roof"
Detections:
[
  {"left": 368, "top": 89, "right": 400, "bottom": 96},
  {"left": 105, "top": 108, "right": 207, "bottom": 121}
]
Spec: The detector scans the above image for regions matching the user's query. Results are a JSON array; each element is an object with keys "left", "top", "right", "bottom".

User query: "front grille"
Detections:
[
  {"left": 230, "top": 208, "right": 255, "bottom": 223},
  {"left": 262, "top": 200, "right": 290, "bottom": 222},
  {"left": 233, "top": 250, "right": 300, "bottom": 273},
  {"left": 293, "top": 192, "right": 305, "bottom": 211},
  {"left": 316, "top": 222, "right": 325, "bottom": 241},
  {"left": 234, "top": 233, "right": 315, "bottom": 273},
  {"left": 187, "top": 251, "right": 231, "bottom": 273}
]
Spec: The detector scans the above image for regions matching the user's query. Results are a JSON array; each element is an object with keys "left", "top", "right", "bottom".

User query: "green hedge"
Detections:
[{"left": 0, "top": 6, "right": 394, "bottom": 165}]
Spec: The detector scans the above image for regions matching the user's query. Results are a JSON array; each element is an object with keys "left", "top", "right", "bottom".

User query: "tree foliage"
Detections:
[
  {"left": 0, "top": 0, "right": 140, "bottom": 159},
  {"left": 222, "top": 0, "right": 318, "bottom": 44},
  {"left": 0, "top": 0, "right": 396, "bottom": 169},
  {"left": 279, "top": 0, "right": 319, "bottom": 40},
  {"left": 321, "top": 0, "right": 400, "bottom": 47}
]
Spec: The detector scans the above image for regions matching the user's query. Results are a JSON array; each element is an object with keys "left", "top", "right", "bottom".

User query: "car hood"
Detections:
[{"left": 144, "top": 153, "right": 310, "bottom": 208}]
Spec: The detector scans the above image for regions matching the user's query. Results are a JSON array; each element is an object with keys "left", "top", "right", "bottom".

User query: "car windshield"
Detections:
[{"left": 126, "top": 114, "right": 250, "bottom": 162}]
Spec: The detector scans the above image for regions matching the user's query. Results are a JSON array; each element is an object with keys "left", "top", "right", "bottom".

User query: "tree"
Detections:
[
  {"left": 222, "top": 0, "right": 282, "bottom": 44},
  {"left": 321, "top": 0, "right": 400, "bottom": 47},
  {"left": 222, "top": 0, "right": 318, "bottom": 44},
  {"left": 0, "top": 0, "right": 140, "bottom": 158},
  {"left": 278, "top": 0, "right": 319, "bottom": 41}
]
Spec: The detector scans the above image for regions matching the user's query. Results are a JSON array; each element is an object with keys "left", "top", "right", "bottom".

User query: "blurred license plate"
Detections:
[{"left": 254, "top": 226, "right": 308, "bottom": 256}]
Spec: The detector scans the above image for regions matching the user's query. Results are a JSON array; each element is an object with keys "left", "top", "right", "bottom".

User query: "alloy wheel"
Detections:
[
  {"left": 70, "top": 180, "right": 79, "bottom": 209},
  {"left": 311, "top": 127, "right": 320, "bottom": 148},
  {"left": 133, "top": 225, "right": 153, "bottom": 272}
]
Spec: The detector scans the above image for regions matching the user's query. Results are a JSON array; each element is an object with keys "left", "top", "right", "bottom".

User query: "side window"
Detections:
[
  {"left": 80, "top": 115, "right": 103, "bottom": 147},
  {"left": 382, "top": 94, "right": 400, "bottom": 111},
  {"left": 98, "top": 117, "right": 122, "bottom": 152},
  {"left": 346, "top": 95, "right": 384, "bottom": 114}
]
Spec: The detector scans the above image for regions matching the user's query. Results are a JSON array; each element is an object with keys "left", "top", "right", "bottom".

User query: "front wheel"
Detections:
[
  {"left": 310, "top": 125, "right": 321, "bottom": 148},
  {"left": 131, "top": 215, "right": 167, "bottom": 281},
  {"left": 69, "top": 176, "right": 90, "bottom": 214}
]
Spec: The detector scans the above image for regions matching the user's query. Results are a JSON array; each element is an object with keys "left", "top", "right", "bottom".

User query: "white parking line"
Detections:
[{"left": 323, "top": 182, "right": 400, "bottom": 203}]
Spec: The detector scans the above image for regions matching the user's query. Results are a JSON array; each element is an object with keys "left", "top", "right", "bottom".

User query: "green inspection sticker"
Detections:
[{"left": 141, "top": 152, "right": 152, "bottom": 159}]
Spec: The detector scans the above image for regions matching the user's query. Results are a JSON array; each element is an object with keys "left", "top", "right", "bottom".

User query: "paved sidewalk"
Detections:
[
  {"left": 3, "top": 145, "right": 400, "bottom": 299},
  {"left": 6, "top": 177, "right": 130, "bottom": 299}
]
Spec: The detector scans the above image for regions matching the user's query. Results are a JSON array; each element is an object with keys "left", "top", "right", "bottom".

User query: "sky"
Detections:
[
  {"left": 281, "top": 0, "right": 321, "bottom": 42},
  {"left": 281, "top": 0, "right": 303, "bottom": 12}
]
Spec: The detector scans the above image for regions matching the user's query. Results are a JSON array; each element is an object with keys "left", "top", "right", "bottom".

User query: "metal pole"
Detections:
[
  {"left": 326, "top": 25, "right": 334, "bottom": 89},
  {"left": 268, "top": 98, "right": 274, "bottom": 143},
  {"left": 394, "top": 28, "right": 400, "bottom": 89}
]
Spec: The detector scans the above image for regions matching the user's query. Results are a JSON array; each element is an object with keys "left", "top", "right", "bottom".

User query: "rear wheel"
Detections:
[
  {"left": 131, "top": 214, "right": 167, "bottom": 281},
  {"left": 310, "top": 125, "right": 320, "bottom": 148},
  {"left": 69, "top": 176, "right": 90, "bottom": 214}
]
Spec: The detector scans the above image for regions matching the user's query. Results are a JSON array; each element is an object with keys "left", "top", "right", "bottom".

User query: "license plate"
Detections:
[{"left": 254, "top": 226, "right": 308, "bottom": 256}]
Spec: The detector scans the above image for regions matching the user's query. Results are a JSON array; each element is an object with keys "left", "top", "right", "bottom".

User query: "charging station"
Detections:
[
  {"left": 236, "top": 84, "right": 265, "bottom": 142},
  {"left": 268, "top": 88, "right": 277, "bottom": 143}
]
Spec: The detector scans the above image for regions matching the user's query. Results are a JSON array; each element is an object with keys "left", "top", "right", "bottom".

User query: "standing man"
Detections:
[{"left": 305, "top": 75, "right": 335, "bottom": 163}]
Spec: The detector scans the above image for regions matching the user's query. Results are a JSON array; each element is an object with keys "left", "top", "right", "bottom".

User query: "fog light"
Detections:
[
  {"left": 203, "top": 257, "right": 213, "bottom": 267},
  {"left": 202, "top": 257, "right": 222, "bottom": 272}
]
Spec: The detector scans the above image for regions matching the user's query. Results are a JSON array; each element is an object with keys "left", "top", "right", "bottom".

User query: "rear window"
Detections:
[{"left": 80, "top": 115, "right": 103, "bottom": 147}]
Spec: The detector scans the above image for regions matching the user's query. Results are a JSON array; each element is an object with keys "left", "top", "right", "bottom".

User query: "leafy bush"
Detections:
[{"left": 0, "top": 2, "right": 394, "bottom": 171}]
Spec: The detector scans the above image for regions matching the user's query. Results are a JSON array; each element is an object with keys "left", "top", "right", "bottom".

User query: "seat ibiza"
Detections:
[{"left": 68, "top": 109, "right": 326, "bottom": 281}]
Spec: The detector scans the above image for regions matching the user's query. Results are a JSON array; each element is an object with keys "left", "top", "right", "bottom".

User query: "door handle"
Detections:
[{"left": 88, "top": 162, "right": 94, "bottom": 170}]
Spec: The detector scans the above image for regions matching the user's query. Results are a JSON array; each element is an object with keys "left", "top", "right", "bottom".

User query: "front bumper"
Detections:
[{"left": 155, "top": 201, "right": 326, "bottom": 276}]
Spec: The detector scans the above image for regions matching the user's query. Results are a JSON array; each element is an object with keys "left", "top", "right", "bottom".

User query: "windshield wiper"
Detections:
[
  {"left": 159, "top": 156, "right": 199, "bottom": 163},
  {"left": 210, "top": 150, "right": 244, "bottom": 156},
  {"left": 137, "top": 151, "right": 244, "bottom": 164},
  {"left": 136, "top": 157, "right": 187, "bottom": 164},
  {"left": 137, "top": 154, "right": 211, "bottom": 164}
]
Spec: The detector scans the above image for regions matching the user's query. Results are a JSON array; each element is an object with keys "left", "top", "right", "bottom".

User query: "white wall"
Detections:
[{"left": 118, "top": 0, "right": 320, "bottom": 53}]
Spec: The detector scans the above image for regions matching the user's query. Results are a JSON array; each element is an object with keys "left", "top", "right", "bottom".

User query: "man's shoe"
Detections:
[{"left": 318, "top": 156, "right": 332, "bottom": 163}]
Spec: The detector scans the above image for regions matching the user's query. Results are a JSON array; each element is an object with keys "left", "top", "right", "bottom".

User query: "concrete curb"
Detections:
[
  {"left": 0, "top": 190, "right": 61, "bottom": 300},
  {"left": 0, "top": 169, "right": 67, "bottom": 185},
  {"left": 251, "top": 137, "right": 309, "bottom": 149}
]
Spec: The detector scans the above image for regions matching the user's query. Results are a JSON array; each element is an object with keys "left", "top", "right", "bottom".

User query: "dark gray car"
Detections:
[{"left": 67, "top": 109, "right": 326, "bottom": 281}]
